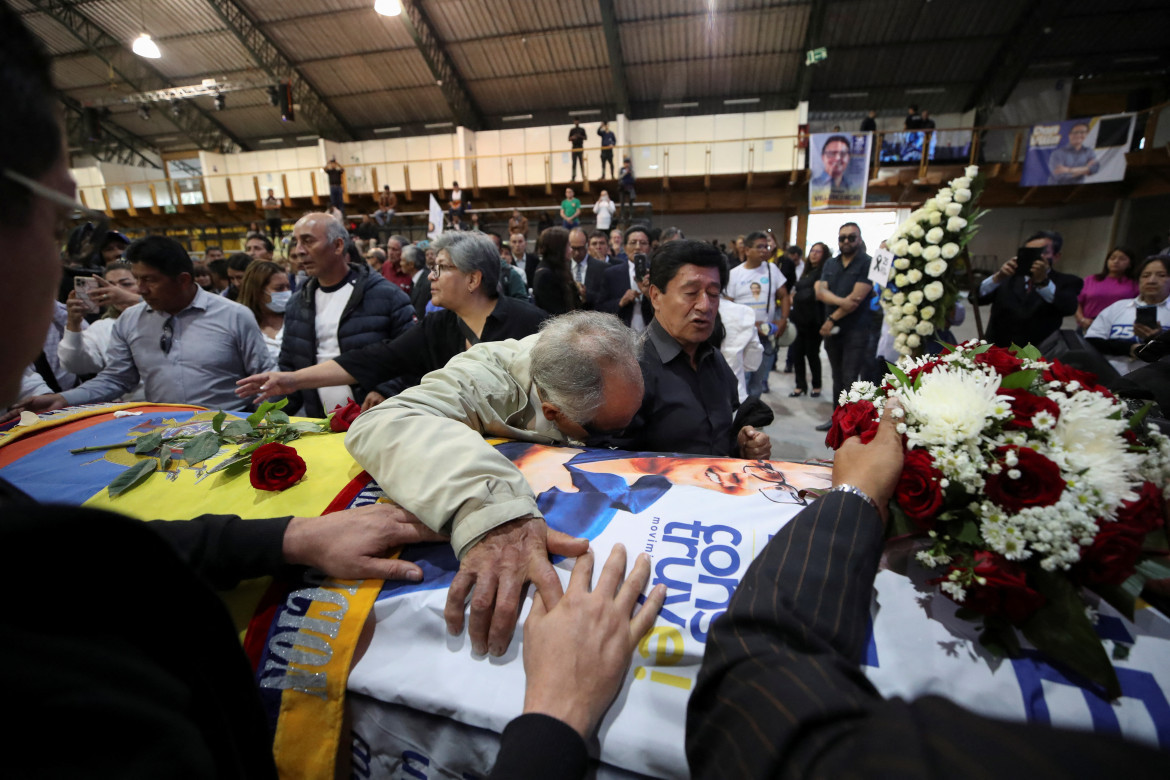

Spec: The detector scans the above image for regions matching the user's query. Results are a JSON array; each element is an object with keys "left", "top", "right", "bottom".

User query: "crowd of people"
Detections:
[{"left": 2, "top": 5, "right": 1169, "bottom": 776}]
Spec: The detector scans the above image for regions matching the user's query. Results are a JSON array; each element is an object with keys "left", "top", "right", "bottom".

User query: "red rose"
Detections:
[
  {"left": 894, "top": 449, "right": 945, "bottom": 529},
  {"left": 1073, "top": 521, "right": 1145, "bottom": 587},
  {"left": 249, "top": 442, "right": 307, "bottom": 491},
  {"left": 1115, "top": 481, "right": 1166, "bottom": 535},
  {"left": 985, "top": 446, "right": 1064, "bottom": 512},
  {"left": 996, "top": 389, "right": 1061, "bottom": 431},
  {"left": 954, "top": 551, "right": 1046, "bottom": 626},
  {"left": 825, "top": 400, "right": 880, "bottom": 449},
  {"left": 1041, "top": 360, "right": 1112, "bottom": 397},
  {"left": 906, "top": 360, "right": 943, "bottom": 385},
  {"left": 974, "top": 347, "right": 1024, "bottom": 376},
  {"left": 329, "top": 399, "right": 362, "bottom": 432}
]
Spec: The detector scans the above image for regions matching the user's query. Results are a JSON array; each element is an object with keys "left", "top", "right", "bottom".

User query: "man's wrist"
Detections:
[{"left": 829, "top": 483, "right": 879, "bottom": 512}]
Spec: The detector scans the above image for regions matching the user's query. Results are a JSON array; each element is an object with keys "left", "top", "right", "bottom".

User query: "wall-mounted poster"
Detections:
[
  {"left": 1021, "top": 114, "right": 1135, "bottom": 187},
  {"left": 809, "top": 131, "right": 871, "bottom": 210}
]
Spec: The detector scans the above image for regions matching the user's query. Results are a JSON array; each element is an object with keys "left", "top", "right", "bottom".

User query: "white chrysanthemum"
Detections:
[
  {"left": 923, "top": 244, "right": 942, "bottom": 261},
  {"left": 944, "top": 202, "right": 963, "bottom": 217},
  {"left": 929, "top": 211, "right": 942, "bottom": 226},
  {"left": 1050, "top": 391, "right": 1142, "bottom": 508},
  {"left": 919, "top": 305, "right": 936, "bottom": 320},
  {"left": 908, "top": 242, "right": 923, "bottom": 256},
  {"left": 894, "top": 257, "right": 911, "bottom": 270},
  {"left": 892, "top": 292, "right": 906, "bottom": 306},
  {"left": 908, "top": 290, "right": 924, "bottom": 305},
  {"left": 940, "top": 242, "right": 959, "bottom": 260},
  {"left": 907, "top": 269, "right": 923, "bottom": 283},
  {"left": 915, "top": 320, "right": 935, "bottom": 336},
  {"left": 924, "top": 281, "right": 945, "bottom": 301},
  {"left": 965, "top": 165, "right": 979, "bottom": 178},
  {"left": 902, "top": 367, "right": 1002, "bottom": 446},
  {"left": 947, "top": 216, "right": 968, "bottom": 233},
  {"left": 895, "top": 273, "right": 909, "bottom": 288},
  {"left": 954, "top": 188, "right": 971, "bottom": 203},
  {"left": 952, "top": 176, "right": 972, "bottom": 190},
  {"left": 925, "top": 226, "right": 945, "bottom": 245},
  {"left": 925, "top": 259, "right": 948, "bottom": 277}
]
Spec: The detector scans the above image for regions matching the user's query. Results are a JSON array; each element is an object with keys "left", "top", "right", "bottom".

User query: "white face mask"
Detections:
[{"left": 266, "top": 289, "right": 292, "bottom": 313}]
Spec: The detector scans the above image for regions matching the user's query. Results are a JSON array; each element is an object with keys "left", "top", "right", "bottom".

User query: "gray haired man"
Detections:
[{"left": 345, "top": 311, "right": 644, "bottom": 657}]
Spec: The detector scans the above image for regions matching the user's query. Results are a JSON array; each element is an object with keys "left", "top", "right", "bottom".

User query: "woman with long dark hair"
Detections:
[
  {"left": 533, "top": 226, "right": 582, "bottom": 314},
  {"left": 1075, "top": 246, "right": 1138, "bottom": 332},
  {"left": 787, "top": 241, "right": 830, "bottom": 397},
  {"left": 236, "top": 260, "right": 290, "bottom": 363}
]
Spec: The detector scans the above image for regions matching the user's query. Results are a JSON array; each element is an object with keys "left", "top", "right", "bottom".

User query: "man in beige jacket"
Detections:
[{"left": 345, "top": 311, "right": 643, "bottom": 658}]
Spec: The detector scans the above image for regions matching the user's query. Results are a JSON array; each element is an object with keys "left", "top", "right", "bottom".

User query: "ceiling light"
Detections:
[
  {"left": 132, "top": 33, "right": 161, "bottom": 59},
  {"left": 503, "top": 114, "right": 533, "bottom": 122},
  {"left": 568, "top": 109, "right": 601, "bottom": 116},
  {"left": 374, "top": 0, "right": 402, "bottom": 16},
  {"left": 258, "top": 138, "right": 283, "bottom": 145},
  {"left": 663, "top": 102, "right": 699, "bottom": 109},
  {"left": 425, "top": 121, "right": 454, "bottom": 129},
  {"left": 373, "top": 126, "right": 402, "bottom": 134},
  {"left": 829, "top": 91, "right": 869, "bottom": 99},
  {"left": 723, "top": 98, "right": 760, "bottom": 105}
]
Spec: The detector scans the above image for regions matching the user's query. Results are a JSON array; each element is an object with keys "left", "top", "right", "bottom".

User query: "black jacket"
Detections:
[
  {"left": 278, "top": 262, "right": 416, "bottom": 416},
  {"left": 977, "top": 269, "right": 1082, "bottom": 349}
]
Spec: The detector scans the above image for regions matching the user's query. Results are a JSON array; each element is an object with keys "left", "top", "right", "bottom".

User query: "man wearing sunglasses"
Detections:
[{"left": 814, "top": 223, "right": 875, "bottom": 431}]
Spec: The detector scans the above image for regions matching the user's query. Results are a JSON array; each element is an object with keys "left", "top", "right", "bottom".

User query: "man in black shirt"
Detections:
[
  {"left": 595, "top": 240, "right": 771, "bottom": 458},
  {"left": 815, "top": 222, "right": 875, "bottom": 430},
  {"left": 569, "top": 121, "right": 587, "bottom": 181}
]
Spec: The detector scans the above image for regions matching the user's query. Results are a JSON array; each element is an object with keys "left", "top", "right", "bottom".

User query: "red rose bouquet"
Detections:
[
  {"left": 826, "top": 340, "right": 1170, "bottom": 697},
  {"left": 249, "top": 442, "right": 307, "bottom": 491}
]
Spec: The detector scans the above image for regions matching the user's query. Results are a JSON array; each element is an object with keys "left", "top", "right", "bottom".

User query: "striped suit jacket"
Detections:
[{"left": 685, "top": 491, "right": 1169, "bottom": 778}]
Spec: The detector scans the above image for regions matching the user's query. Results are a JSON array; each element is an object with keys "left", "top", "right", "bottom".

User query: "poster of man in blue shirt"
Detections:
[{"left": 1021, "top": 114, "right": 1135, "bottom": 187}]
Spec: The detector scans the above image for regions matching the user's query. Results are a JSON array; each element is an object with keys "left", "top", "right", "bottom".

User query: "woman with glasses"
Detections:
[
  {"left": 57, "top": 260, "right": 145, "bottom": 401},
  {"left": 235, "top": 261, "right": 290, "bottom": 363},
  {"left": 236, "top": 232, "right": 548, "bottom": 411}
]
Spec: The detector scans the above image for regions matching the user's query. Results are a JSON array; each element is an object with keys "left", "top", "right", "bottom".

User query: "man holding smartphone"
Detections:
[{"left": 976, "top": 230, "right": 1083, "bottom": 348}]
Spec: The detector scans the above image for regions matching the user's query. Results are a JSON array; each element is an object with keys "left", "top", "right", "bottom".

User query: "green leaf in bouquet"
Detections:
[
  {"left": 288, "top": 420, "right": 328, "bottom": 434},
  {"left": 1127, "top": 401, "right": 1152, "bottom": 432},
  {"left": 970, "top": 343, "right": 993, "bottom": 354},
  {"left": 1022, "top": 571, "right": 1121, "bottom": 700},
  {"left": 885, "top": 502, "right": 919, "bottom": 539},
  {"left": 978, "top": 616, "right": 1021, "bottom": 658},
  {"left": 268, "top": 410, "right": 290, "bottom": 426},
  {"left": 1016, "top": 344, "right": 1042, "bottom": 361},
  {"left": 221, "top": 419, "right": 256, "bottom": 438},
  {"left": 999, "top": 370, "right": 1039, "bottom": 390},
  {"left": 157, "top": 447, "right": 172, "bottom": 471},
  {"left": 246, "top": 400, "right": 277, "bottom": 427},
  {"left": 888, "top": 363, "right": 911, "bottom": 389},
  {"left": 132, "top": 430, "right": 164, "bottom": 454},
  {"left": 182, "top": 431, "right": 222, "bottom": 466},
  {"left": 211, "top": 410, "right": 226, "bottom": 434},
  {"left": 953, "top": 518, "right": 982, "bottom": 546},
  {"left": 1136, "top": 557, "right": 1170, "bottom": 583},
  {"left": 1093, "top": 583, "right": 1136, "bottom": 622},
  {"left": 108, "top": 458, "right": 158, "bottom": 498}
]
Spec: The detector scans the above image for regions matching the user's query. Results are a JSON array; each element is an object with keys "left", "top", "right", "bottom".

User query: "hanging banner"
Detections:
[
  {"left": 1021, "top": 114, "right": 1135, "bottom": 187},
  {"left": 809, "top": 131, "right": 871, "bottom": 210}
]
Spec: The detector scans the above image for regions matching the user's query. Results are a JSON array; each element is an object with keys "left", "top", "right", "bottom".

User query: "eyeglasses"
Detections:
[
  {"left": 838, "top": 234, "right": 860, "bottom": 242},
  {"left": 3, "top": 167, "right": 108, "bottom": 244},
  {"left": 159, "top": 315, "right": 175, "bottom": 355},
  {"left": 742, "top": 462, "right": 809, "bottom": 505},
  {"left": 426, "top": 261, "right": 459, "bottom": 278}
]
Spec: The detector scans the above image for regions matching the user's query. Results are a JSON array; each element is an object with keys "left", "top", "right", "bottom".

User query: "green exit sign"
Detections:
[{"left": 806, "top": 47, "right": 827, "bottom": 65}]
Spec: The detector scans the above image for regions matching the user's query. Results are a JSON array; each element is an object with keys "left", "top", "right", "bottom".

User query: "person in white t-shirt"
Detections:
[
  {"left": 1085, "top": 255, "right": 1170, "bottom": 376},
  {"left": 593, "top": 190, "right": 616, "bottom": 231},
  {"left": 725, "top": 230, "right": 789, "bottom": 396},
  {"left": 57, "top": 261, "right": 145, "bottom": 401}
]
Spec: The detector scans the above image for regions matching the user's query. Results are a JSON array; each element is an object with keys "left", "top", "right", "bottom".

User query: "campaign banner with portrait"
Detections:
[
  {"left": 1021, "top": 114, "right": 1135, "bottom": 187},
  {"left": 809, "top": 131, "right": 872, "bottom": 211}
]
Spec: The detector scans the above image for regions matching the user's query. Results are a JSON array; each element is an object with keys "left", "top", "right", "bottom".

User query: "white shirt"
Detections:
[
  {"left": 727, "top": 262, "right": 782, "bottom": 323},
  {"left": 594, "top": 198, "right": 615, "bottom": 230},
  {"left": 314, "top": 282, "right": 356, "bottom": 412},
  {"left": 718, "top": 299, "right": 763, "bottom": 402},
  {"left": 627, "top": 262, "right": 647, "bottom": 334},
  {"left": 1085, "top": 296, "right": 1170, "bottom": 375},
  {"left": 572, "top": 258, "right": 588, "bottom": 285},
  {"left": 262, "top": 326, "right": 284, "bottom": 365},
  {"left": 58, "top": 320, "right": 146, "bottom": 402}
]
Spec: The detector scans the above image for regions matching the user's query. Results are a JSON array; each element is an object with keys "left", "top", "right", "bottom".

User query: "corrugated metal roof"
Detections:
[
  {"left": 52, "top": 55, "right": 120, "bottom": 91},
  {"left": 629, "top": 54, "right": 800, "bottom": 102},
  {"left": 330, "top": 88, "right": 453, "bottom": 125},
  {"left": 449, "top": 29, "right": 608, "bottom": 79},
  {"left": 426, "top": 0, "right": 601, "bottom": 40},
  {"left": 616, "top": 0, "right": 804, "bottom": 23},
  {"left": 620, "top": 6, "right": 807, "bottom": 64},
  {"left": 146, "top": 32, "right": 260, "bottom": 80},
  {"left": 471, "top": 70, "right": 613, "bottom": 113},
  {"left": 239, "top": 0, "right": 373, "bottom": 25},
  {"left": 208, "top": 104, "right": 320, "bottom": 138},
  {"left": 21, "top": 11, "right": 90, "bottom": 56},
  {"left": 80, "top": 0, "right": 227, "bottom": 40},
  {"left": 299, "top": 51, "right": 437, "bottom": 95},
  {"left": 266, "top": 13, "right": 414, "bottom": 63}
]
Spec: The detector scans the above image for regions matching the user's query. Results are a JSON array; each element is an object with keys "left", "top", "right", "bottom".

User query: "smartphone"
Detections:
[
  {"left": 633, "top": 252, "right": 649, "bottom": 281},
  {"left": 1015, "top": 246, "right": 1044, "bottom": 277},
  {"left": 1135, "top": 306, "right": 1158, "bottom": 329},
  {"left": 74, "top": 276, "right": 100, "bottom": 313}
]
